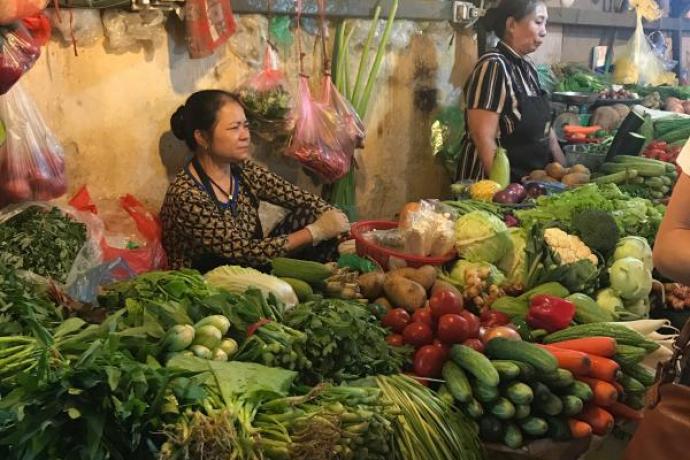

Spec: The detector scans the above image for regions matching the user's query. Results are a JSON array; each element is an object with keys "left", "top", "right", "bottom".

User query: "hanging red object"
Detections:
[
  {"left": 22, "top": 13, "right": 51, "bottom": 46},
  {"left": 0, "top": 0, "right": 48, "bottom": 26},
  {"left": 184, "top": 0, "right": 236, "bottom": 59}
]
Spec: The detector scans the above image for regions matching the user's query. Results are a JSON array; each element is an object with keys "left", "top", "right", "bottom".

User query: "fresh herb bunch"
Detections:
[
  {"left": 0, "top": 206, "right": 87, "bottom": 283},
  {"left": 284, "top": 299, "right": 411, "bottom": 384},
  {"left": 238, "top": 86, "right": 292, "bottom": 145}
]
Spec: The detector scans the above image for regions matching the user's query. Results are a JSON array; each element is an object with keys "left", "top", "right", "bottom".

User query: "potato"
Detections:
[
  {"left": 569, "top": 164, "right": 590, "bottom": 175},
  {"left": 383, "top": 275, "right": 427, "bottom": 311},
  {"left": 388, "top": 266, "right": 437, "bottom": 291},
  {"left": 529, "top": 169, "right": 548, "bottom": 180},
  {"left": 591, "top": 106, "right": 620, "bottom": 131},
  {"left": 430, "top": 279, "right": 463, "bottom": 299},
  {"left": 545, "top": 162, "right": 567, "bottom": 180},
  {"left": 612, "top": 103, "right": 630, "bottom": 120},
  {"left": 561, "top": 172, "right": 590, "bottom": 187},
  {"left": 358, "top": 271, "right": 385, "bottom": 300},
  {"left": 373, "top": 297, "right": 393, "bottom": 311}
]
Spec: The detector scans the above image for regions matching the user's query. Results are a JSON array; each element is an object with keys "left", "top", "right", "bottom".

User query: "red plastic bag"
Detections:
[
  {"left": 0, "top": 0, "right": 47, "bottom": 25},
  {"left": 0, "top": 82, "right": 65, "bottom": 207},
  {"left": 21, "top": 13, "right": 51, "bottom": 46},
  {"left": 237, "top": 44, "right": 293, "bottom": 145},
  {"left": 286, "top": 75, "right": 354, "bottom": 183},
  {"left": 184, "top": 0, "right": 236, "bottom": 59},
  {"left": 0, "top": 22, "right": 40, "bottom": 95},
  {"left": 68, "top": 186, "right": 167, "bottom": 274}
]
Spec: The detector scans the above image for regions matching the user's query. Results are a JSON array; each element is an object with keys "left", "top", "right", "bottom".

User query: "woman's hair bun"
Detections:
[
  {"left": 170, "top": 105, "right": 187, "bottom": 140},
  {"left": 481, "top": 7, "right": 500, "bottom": 34}
]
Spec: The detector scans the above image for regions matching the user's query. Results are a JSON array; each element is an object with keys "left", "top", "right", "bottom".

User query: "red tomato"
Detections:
[
  {"left": 480, "top": 309, "right": 510, "bottom": 328},
  {"left": 386, "top": 334, "right": 404, "bottom": 347},
  {"left": 412, "top": 308, "right": 435, "bottom": 327},
  {"left": 436, "top": 314, "right": 470, "bottom": 344},
  {"left": 413, "top": 345, "right": 447, "bottom": 378},
  {"left": 402, "top": 322, "right": 434, "bottom": 348},
  {"left": 459, "top": 310, "right": 480, "bottom": 338},
  {"left": 429, "top": 291, "right": 463, "bottom": 319},
  {"left": 462, "top": 338, "right": 485, "bottom": 353},
  {"left": 482, "top": 326, "right": 522, "bottom": 344},
  {"left": 432, "top": 338, "right": 450, "bottom": 359},
  {"left": 382, "top": 308, "right": 411, "bottom": 333}
]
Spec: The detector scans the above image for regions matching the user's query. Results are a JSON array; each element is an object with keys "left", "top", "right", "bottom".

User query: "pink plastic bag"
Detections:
[
  {"left": 0, "top": 22, "right": 40, "bottom": 95},
  {"left": 68, "top": 186, "right": 167, "bottom": 274},
  {"left": 286, "top": 75, "right": 353, "bottom": 182},
  {"left": 184, "top": 0, "right": 236, "bottom": 59},
  {"left": 0, "top": 0, "right": 47, "bottom": 25},
  {"left": 237, "top": 44, "right": 293, "bottom": 145},
  {"left": 0, "top": 82, "right": 66, "bottom": 207},
  {"left": 322, "top": 76, "right": 365, "bottom": 149}
]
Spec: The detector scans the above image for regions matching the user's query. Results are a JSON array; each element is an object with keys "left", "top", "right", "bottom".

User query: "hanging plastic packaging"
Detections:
[
  {"left": 323, "top": 76, "right": 365, "bottom": 149},
  {"left": 237, "top": 44, "right": 293, "bottom": 145},
  {"left": 68, "top": 186, "right": 167, "bottom": 274},
  {"left": 185, "top": 0, "right": 237, "bottom": 58},
  {"left": 0, "top": 0, "right": 47, "bottom": 26},
  {"left": 0, "top": 22, "right": 40, "bottom": 95},
  {"left": 21, "top": 12, "right": 50, "bottom": 46},
  {"left": 613, "top": 12, "right": 676, "bottom": 86},
  {"left": 48, "top": 9, "right": 103, "bottom": 48},
  {"left": 0, "top": 83, "right": 66, "bottom": 207}
]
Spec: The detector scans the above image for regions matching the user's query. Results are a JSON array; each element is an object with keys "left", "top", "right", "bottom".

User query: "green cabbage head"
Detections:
[
  {"left": 499, "top": 228, "right": 527, "bottom": 287},
  {"left": 455, "top": 211, "right": 512, "bottom": 264}
]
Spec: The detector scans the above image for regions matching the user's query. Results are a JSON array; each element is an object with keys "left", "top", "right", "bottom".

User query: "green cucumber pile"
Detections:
[{"left": 594, "top": 155, "right": 677, "bottom": 200}]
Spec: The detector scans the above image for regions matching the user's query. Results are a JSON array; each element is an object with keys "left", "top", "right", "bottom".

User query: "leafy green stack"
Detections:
[{"left": 0, "top": 206, "right": 87, "bottom": 283}]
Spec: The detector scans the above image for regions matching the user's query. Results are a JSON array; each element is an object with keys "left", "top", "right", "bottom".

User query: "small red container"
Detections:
[{"left": 350, "top": 220, "right": 457, "bottom": 270}]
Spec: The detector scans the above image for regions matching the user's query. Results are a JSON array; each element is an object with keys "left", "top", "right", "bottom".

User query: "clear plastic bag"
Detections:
[
  {"left": 21, "top": 12, "right": 51, "bottom": 46},
  {"left": 0, "top": 83, "right": 66, "bottom": 207},
  {"left": 67, "top": 257, "right": 135, "bottom": 305},
  {"left": 400, "top": 200, "right": 455, "bottom": 257},
  {"left": 237, "top": 44, "right": 293, "bottom": 145},
  {"left": 0, "top": 0, "right": 47, "bottom": 25},
  {"left": 48, "top": 9, "right": 103, "bottom": 47},
  {"left": 613, "top": 12, "right": 676, "bottom": 86},
  {"left": 184, "top": 0, "right": 236, "bottom": 59},
  {"left": 102, "top": 9, "right": 165, "bottom": 53},
  {"left": 68, "top": 186, "right": 167, "bottom": 274},
  {"left": 323, "top": 76, "right": 365, "bottom": 149},
  {"left": 0, "top": 22, "right": 40, "bottom": 95},
  {"left": 287, "top": 75, "right": 353, "bottom": 182}
]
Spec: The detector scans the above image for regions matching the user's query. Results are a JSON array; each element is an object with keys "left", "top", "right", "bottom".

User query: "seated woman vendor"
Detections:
[
  {"left": 160, "top": 89, "right": 350, "bottom": 272},
  {"left": 456, "top": 0, "right": 565, "bottom": 182}
]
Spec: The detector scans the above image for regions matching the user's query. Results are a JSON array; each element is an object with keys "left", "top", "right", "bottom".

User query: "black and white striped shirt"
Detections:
[{"left": 457, "top": 41, "right": 544, "bottom": 180}]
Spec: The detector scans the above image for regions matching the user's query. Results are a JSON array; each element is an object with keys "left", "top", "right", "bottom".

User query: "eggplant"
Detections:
[
  {"left": 525, "top": 182, "right": 547, "bottom": 199},
  {"left": 505, "top": 183, "right": 526, "bottom": 202},
  {"left": 493, "top": 189, "right": 519, "bottom": 204}
]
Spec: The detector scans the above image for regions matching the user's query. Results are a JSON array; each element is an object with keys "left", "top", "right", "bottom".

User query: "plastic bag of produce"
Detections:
[
  {"left": 67, "top": 257, "right": 135, "bottom": 305},
  {"left": 184, "top": 0, "right": 236, "bottom": 59},
  {"left": 237, "top": 43, "right": 293, "bottom": 145},
  {"left": 0, "top": 0, "right": 47, "bottom": 25},
  {"left": 0, "top": 83, "right": 66, "bottom": 207},
  {"left": 323, "top": 75, "right": 365, "bottom": 149},
  {"left": 613, "top": 12, "right": 675, "bottom": 86},
  {"left": 0, "top": 22, "right": 40, "bottom": 95},
  {"left": 68, "top": 186, "right": 167, "bottom": 274},
  {"left": 286, "top": 74, "right": 353, "bottom": 182}
]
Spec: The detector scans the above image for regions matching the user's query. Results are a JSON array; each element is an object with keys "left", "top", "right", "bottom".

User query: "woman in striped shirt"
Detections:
[{"left": 456, "top": 0, "right": 565, "bottom": 182}]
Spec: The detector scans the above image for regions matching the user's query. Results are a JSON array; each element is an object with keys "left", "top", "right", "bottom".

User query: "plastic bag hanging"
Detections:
[
  {"left": 237, "top": 43, "right": 293, "bottom": 146},
  {"left": 322, "top": 76, "right": 365, "bottom": 149},
  {"left": 0, "top": 0, "right": 48, "bottom": 25},
  {"left": 0, "top": 82, "right": 66, "bottom": 207},
  {"left": 0, "top": 22, "right": 40, "bottom": 95},
  {"left": 184, "top": 0, "right": 236, "bottom": 59}
]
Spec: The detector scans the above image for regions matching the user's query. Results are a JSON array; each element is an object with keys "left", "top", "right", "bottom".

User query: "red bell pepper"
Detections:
[{"left": 526, "top": 295, "right": 575, "bottom": 333}]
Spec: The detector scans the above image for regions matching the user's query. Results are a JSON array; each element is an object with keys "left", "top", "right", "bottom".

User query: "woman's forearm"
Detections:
[
  {"left": 653, "top": 230, "right": 690, "bottom": 285},
  {"left": 286, "top": 228, "right": 314, "bottom": 251},
  {"left": 472, "top": 135, "right": 498, "bottom": 173},
  {"left": 549, "top": 129, "right": 566, "bottom": 165}
]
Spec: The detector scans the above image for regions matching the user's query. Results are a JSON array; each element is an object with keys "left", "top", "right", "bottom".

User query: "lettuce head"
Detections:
[{"left": 454, "top": 211, "right": 512, "bottom": 264}]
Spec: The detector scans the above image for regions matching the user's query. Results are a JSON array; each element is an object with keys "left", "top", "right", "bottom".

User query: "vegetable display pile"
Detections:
[{"left": 0, "top": 205, "right": 87, "bottom": 283}]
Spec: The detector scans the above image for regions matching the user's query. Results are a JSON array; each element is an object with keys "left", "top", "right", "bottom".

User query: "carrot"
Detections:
[
  {"left": 568, "top": 418, "right": 593, "bottom": 438},
  {"left": 563, "top": 125, "right": 603, "bottom": 135},
  {"left": 538, "top": 345, "right": 592, "bottom": 375},
  {"left": 610, "top": 379, "right": 625, "bottom": 397},
  {"left": 588, "top": 355, "right": 621, "bottom": 382},
  {"left": 608, "top": 401, "right": 643, "bottom": 421},
  {"left": 577, "top": 377, "right": 618, "bottom": 406},
  {"left": 576, "top": 405, "right": 614, "bottom": 436},
  {"left": 548, "top": 337, "right": 616, "bottom": 357}
]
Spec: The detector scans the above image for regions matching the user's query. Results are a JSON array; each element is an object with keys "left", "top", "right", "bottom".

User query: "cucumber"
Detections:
[
  {"left": 567, "top": 381, "right": 594, "bottom": 402},
  {"left": 271, "top": 257, "right": 334, "bottom": 283},
  {"left": 450, "top": 345, "right": 500, "bottom": 387},
  {"left": 545, "top": 416, "right": 572, "bottom": 441},
  {"left": 479, "top": 415, "right": 504, "bottom": 443},
  {"left": 473, "top": 380, "right": 500, "bottom": 403},
  {"left": 614, "top": 344, "right": 647, "bottom": 366},
  {"left": 514, "top": 404, "right": 531, "bottom": 420},
  {"left": 505, "top": 382, "right": 533, "bottom": 405},
  {"left": 544, "top": 323, "right": 659, "bottom": 352},
  {"left": 620, "top": 363, "right": 656, "bottom": 387},
  {"left": 490, "top": 397, "right": 516, "bottom": 420},
  {"left": 279, "top": 277, "right": 314, "bottom": 301},
  {"left": 624, "top": 393, "right": 645, "bottom": 410},
  {"left": 462, "top": 398, "right": 485, "bottom": 419},
  {"left": 490, "top": 296, "right": 529, "bottom": 318},
  {"left": 529, "top": 381, "right": 553, "bottom": 404},
  {"left": 567, "top": 293, "right": 615, "bottom": 324},
  {"left": 537, "top": 394, "right": 563, "bottom": 416},
  {"left": 593, "top": 169, "right": 639, "bottom": 185},
  {"left": 491, "top": 360, "right": 521, "bottom": 381},
  {"left": 503, "top": 422, "right": 523, "bottom": 448},
  {"left": 437, "top": 384, "right": 455, "bottom": 406},
  {"left": 618, "top": 373, "right": 646, "bottom": 394},
  {"left": 561, "top": 395, "right": 584, "bottom": 417},
  {"left": 442, "top": 361, "right": 472, "bottom": 403},
  {"left": 540, "top": 368, "right": 575, "bottom": 389},
  {"left": 484, "top": 338, "right": 558, "bottom": 374},
  {"left": 519, "top": 416, "right": 549, "bottom": 437},
  {"left": 511, "top": 360, "right": 536, "bottom": 382}
]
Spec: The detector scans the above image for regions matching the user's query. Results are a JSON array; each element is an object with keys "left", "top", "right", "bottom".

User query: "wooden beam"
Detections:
[
  {"left": 231, "top": 0, "right": 454, "bottom": 21},
  {"left": 548, "top": 7, "right": 690, "bottom": 31}
]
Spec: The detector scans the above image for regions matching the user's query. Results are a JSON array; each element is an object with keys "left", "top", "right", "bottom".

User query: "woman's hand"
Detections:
[
  {"left": 467, "top": 109, "right": 501, "bottom": 173},
  {"left": 306, "top": 209, "right": 351, "bottom": 245}
]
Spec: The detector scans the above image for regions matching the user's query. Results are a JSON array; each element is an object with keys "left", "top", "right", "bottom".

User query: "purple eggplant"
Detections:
[
  {"left": 525, "top": 182, "right": 547, "bottom": 199},
  {"left": 504, "top": 214, "right": 519, "bottom": 227},
  {"left": 493, "top": 189, "right": 519, "bottom": 204},
  {"left": 505, "top": 183, "right": 526, "bottom": 202}
]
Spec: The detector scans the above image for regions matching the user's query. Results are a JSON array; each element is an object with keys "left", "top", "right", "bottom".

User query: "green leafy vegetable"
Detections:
[{"left": 454, "top": 210, "right": 512, "bottom": 264}]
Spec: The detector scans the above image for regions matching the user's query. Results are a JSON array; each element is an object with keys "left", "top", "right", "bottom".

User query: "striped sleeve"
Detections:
[{"left": 465, "top": 57, "right": 509, "bottom": 113}]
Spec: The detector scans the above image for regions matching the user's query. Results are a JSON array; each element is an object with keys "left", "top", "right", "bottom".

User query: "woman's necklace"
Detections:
[{"left": 206, "top": 171, "right": 233, "bottom": 201}]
